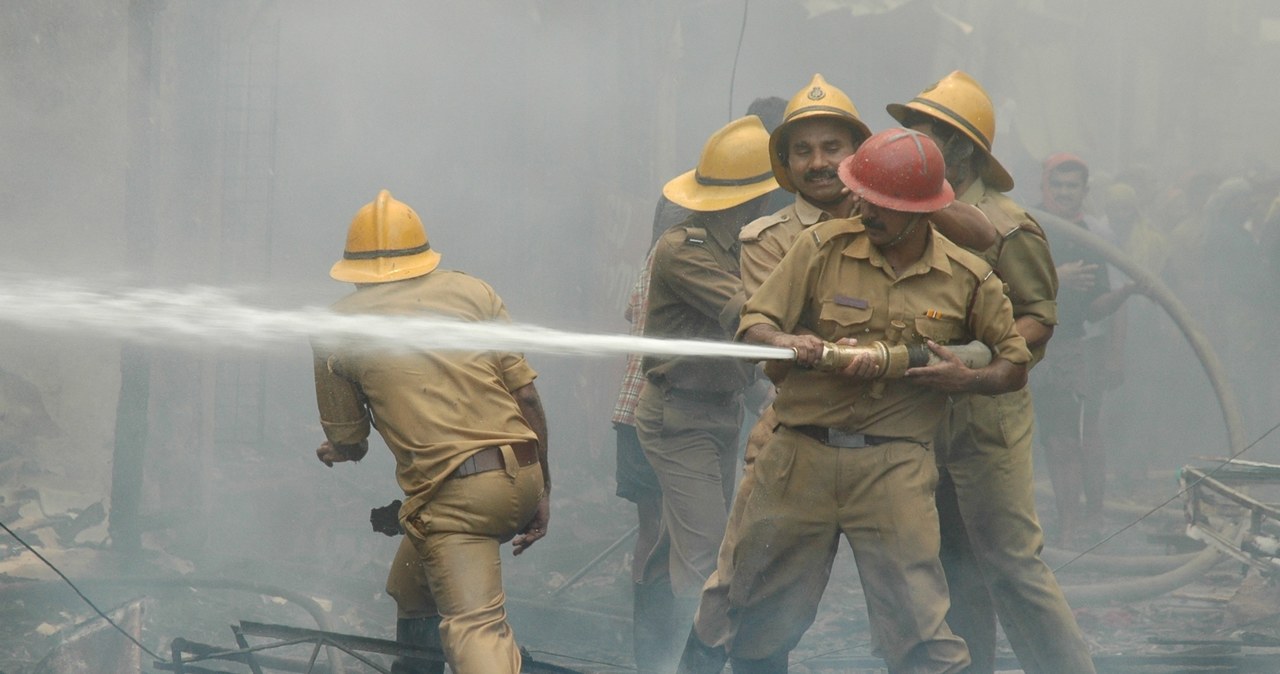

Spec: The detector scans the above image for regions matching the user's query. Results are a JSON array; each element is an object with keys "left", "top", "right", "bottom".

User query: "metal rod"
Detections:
[{"left": 551, "top": 525, "right": 639, "bottom": 597}]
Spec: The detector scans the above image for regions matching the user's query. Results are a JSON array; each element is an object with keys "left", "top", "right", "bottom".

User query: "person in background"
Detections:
[
  {"left": 1035, "top": 154, "right": 1137, "bottom": 546},
  {"left": 312, "top": 190, "right": 550, "bottom": 674}
]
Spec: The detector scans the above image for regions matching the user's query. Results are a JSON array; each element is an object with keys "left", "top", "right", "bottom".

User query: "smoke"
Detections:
[{"left": 2, "top": 0, "right": 1279, "bottom": 667}]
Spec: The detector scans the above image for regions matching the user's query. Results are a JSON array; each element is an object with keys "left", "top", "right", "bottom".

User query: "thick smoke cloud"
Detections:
[{"left": 1, "top": 0, "right": 1278, "bottom": 666}]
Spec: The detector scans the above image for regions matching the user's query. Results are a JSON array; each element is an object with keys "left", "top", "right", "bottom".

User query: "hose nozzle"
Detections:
[{"left": 811, "top": 339, "right": 992, "bottom": 377}]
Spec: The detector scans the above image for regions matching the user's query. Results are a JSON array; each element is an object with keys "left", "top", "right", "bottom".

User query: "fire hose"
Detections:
[{"left": 1028, "top": 207, "right": 1248, "bottom": 602}]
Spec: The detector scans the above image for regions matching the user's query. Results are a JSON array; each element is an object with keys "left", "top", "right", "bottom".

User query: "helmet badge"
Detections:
[{"left": 807, "top": 87, "right": 826, "bottom": 101}]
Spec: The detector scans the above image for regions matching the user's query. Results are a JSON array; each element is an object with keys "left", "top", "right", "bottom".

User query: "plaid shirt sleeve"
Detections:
[{"left": 610, "top": 248, "right": 655, "bottom": 426}]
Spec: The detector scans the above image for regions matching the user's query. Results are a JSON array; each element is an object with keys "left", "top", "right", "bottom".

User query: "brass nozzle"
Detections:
[{"left": 810, "top": 340, "right": 992, "bottom": 377}]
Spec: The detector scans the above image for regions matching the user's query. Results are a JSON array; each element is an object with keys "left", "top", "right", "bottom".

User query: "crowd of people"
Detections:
[{"left": 300, "top": 68, "right": 1280, "bottom": 674}]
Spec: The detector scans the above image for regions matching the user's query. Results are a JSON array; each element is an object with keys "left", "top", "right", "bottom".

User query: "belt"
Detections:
[
  {"left": 450, "top": 441, "right": 539, "bottom": 479},
  {"left": 787, "top": 424, "right": 899, "bottom": 449},
  {"left": 664, "top": 387, "right": 740, "bottom": 405}
]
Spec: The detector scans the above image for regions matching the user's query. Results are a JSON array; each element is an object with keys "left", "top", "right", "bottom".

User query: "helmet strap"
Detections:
[{"left": 881, "top": 213, "right": 924, "bottom": 249}]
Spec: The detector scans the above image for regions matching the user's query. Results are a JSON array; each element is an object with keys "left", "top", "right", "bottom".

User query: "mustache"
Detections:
[{"left": 803, "top": 168, "right": 839, "bottom": 182}]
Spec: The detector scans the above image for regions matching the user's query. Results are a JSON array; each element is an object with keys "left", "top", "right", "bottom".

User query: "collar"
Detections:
[
  {"left": 703, "top": 215, "right": 743, "bottom": 250},
  {"left": 842, "top": 221, "right": 954, "bottom": 280},
  {"left": 794, "top": 194, "right": 831, "bottom": 226},
  {"left": 957, "top": 176, "right": 987, "bottom": 206}
]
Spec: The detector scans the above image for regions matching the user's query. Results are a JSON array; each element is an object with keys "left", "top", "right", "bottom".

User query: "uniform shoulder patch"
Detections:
[
  {"left": 808, "top": 217, "right": 864, "bottom": 247},
  {"left": 738, "top": 212, "right": 790, "bottom": 242},
  {"left": 683, "top": 226, "right": 708, "bottom": 245}
]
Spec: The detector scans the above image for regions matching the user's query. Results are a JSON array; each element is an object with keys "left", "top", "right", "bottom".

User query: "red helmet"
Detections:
[{"left": 837, "top": 128, "right": 954, "bottom": 213}]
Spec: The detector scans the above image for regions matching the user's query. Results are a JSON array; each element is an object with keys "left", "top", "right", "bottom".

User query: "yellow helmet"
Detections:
[
  {"left": 330, "top": 189, "right": 442, "bottom": 283},
  {"left": 770, "top": 74, "right": 872, "bottom": 192},
  {"left": 663, "top": 116, "right": 779, "bottom": 212},
  {"left": 886, "top": 70, "right": 1014, "bottom": 192}
]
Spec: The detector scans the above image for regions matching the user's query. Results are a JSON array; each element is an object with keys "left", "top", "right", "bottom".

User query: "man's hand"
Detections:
[
  {"left": 903, "top": 341, "right": 975, "bottom": 392},
  {"left": 316, "top": 440, "right": 366, "bottom": 467},
  {"left": 833, "top": 338, "right": 881, "bottom": 380},
  {"left": 1057, "top": 259, "right": 1098, "bottom": 292},
  {"left": 511, "top": 495, "right": 550, "bottom": 556},
  {"left": 771, "top": 333, "right": 826, "bottom": 367}
]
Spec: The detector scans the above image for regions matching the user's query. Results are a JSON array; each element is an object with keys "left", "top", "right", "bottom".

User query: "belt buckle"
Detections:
[{"left": 827, "top": 429, "right": 869, "bottom": 449}]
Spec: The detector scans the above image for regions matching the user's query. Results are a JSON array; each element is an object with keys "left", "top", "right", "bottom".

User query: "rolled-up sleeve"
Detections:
[
  {"left": 998, "top": 230, "right": 1058, "bottom": 327},
  {"left": 737, "top": 235, "right": 818, "bottom": 340},
  {"left": 490, "top": 289, "right": 540, "bottom": 391},
  {"left": 968, "top": 274, "right": 1032, "bottom": 365},
  {"left": 312, "top": 350, "right": 372, "bottom": 447}
]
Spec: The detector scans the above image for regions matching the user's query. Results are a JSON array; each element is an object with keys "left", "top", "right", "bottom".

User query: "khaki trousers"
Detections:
[
  {"left": 635, "top": 384, "right": 742, "bottom": 597},
  {"left": 690, "top": 405, "right": 819, "bottom": 651},
  {"left": 726, "top": 428, "right": 970, "bottom": 673},
  {"left": 387, "top": 448, "right": 543, "bottom": 674},
  {"left": 936, "top": 390, "right": 1096, "bottom": 674}
]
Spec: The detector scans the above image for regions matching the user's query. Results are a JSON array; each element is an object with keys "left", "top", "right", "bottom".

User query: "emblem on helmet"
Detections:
[{"left": 807, "top": 87, "right": 825, "bottom": 101}]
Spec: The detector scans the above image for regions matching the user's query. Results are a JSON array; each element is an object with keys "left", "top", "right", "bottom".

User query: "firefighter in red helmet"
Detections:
[{"left": 721, "top": 129, "right": 1032, "bottom": 674}]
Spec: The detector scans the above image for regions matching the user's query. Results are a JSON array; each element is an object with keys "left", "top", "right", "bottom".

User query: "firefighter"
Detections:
[
  {"left": 889, "top": 71, "right": 1096, "bottom": 674},
  {"left": 725, "top": 129, "right": 1031, "bottom": 674},
  {"left": 680, "top": 74, "right": 1001, "bottom": 674},
  {"left": 633, "top": 116, "right": 779, "bottom": 673},
  {"left": 312, "top": 190, "right": 550, "bottom": 674},
  {"left": 677, "top": 73, "right": 872, "bottom": 674}
]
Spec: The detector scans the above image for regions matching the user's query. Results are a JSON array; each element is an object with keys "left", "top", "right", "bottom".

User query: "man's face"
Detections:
[
  {"left": 784, "top": 118, "right": 859, "bottom": 208},
  {"left": 908, "top": 120, "right": 967, "bottom": 190},
  {"left": 857, "top": 199, "right": 918, "bottom": 248},
  {"left": 1045, "top": 168, "right": 1088, "bottom": 217}
]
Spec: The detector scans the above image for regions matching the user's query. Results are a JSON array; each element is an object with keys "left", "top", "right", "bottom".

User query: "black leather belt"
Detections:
[
  {"left": 450, "top": 441, "right": 539, "bottom": 479},
  {"left": 787, "top": 425, "right": 898, "bottom": 449},
  {"left": 665, "top": 387, "right": 740, "bottom": 405}
]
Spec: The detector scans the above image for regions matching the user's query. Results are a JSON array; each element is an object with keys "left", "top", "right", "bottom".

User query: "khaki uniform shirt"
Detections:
[
  {"left": 739, "top": 196, "right": 831, "bottom": 300},
  {"left": 643, "top": 214, "right": 754, "bottom": 392},
  {"left": 312, "top": 271, "right": 539, "bottom": 515},
  {"left": 961, "top": 179, "right": 1058, "bottom": 367},
  {"left": 738, "top": 217, "right": 1030, "bottom": 442}
]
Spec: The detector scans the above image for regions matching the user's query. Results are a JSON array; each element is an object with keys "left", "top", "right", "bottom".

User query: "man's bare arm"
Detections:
[
  {"left": 904, "top": 341, "right": 1028, "bottom": 394},
  {"left": 742, "top": 323, "right": 825, "bottom": 366},
  {"left": 1015, "top": 316, "right": 1054, "bottom": 351},
  {"left": 512, "top": 382, "right": 549, "bottom": 490},
  {"left": 511, "top": 381, "right": 550, "bottom": 556}
]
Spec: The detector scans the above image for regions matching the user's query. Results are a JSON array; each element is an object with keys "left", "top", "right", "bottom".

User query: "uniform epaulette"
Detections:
[
  {"left": 683, "top": 227, "right": 708, "bottom": 245},
  {"left": 808, "top": 217, "right": 864, "bottom": 247},
  {"left": 738, "top": 212, "right": 791, "bottom": 242},
  {"left": 940, "top": 236, "right": 996, "bottom": 281},
  {"left": 981, "top": 191, "right": 1046, "bottom": 240}
]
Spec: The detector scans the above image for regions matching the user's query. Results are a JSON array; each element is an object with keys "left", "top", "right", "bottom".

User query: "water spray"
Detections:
[
  {"left": 0, "top": 278, "right": 991, "bottom": 375},
  {"left": 0, "top": 279, "right": 792, "bottom": 361}
]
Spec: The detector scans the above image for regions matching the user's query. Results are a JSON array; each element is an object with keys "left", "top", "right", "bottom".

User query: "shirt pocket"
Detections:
[
  {"left": 914, "top": 315, "right": 966, "bottom": 344},
  {"left": 818, "top": 300, "right": 873, "bottom": 340}
]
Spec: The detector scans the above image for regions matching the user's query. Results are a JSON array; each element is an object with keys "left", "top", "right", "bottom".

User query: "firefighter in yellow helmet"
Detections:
[
  {"left": 673, "top": 73, "right": 869, "bottom": 674},
  {"left": 313, "top": 190, "right": 550, "bottom": 674},
  {"left": 631, "top": 116, "right": 778, "bottom": 674},
  {"left": 889, "top": 71, "right": 1097, "bottom": 674}
]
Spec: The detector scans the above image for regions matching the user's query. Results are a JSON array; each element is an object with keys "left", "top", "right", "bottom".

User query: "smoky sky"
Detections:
[{"left": 1, "top": 0, "right": 1278, "bottom": 661}]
